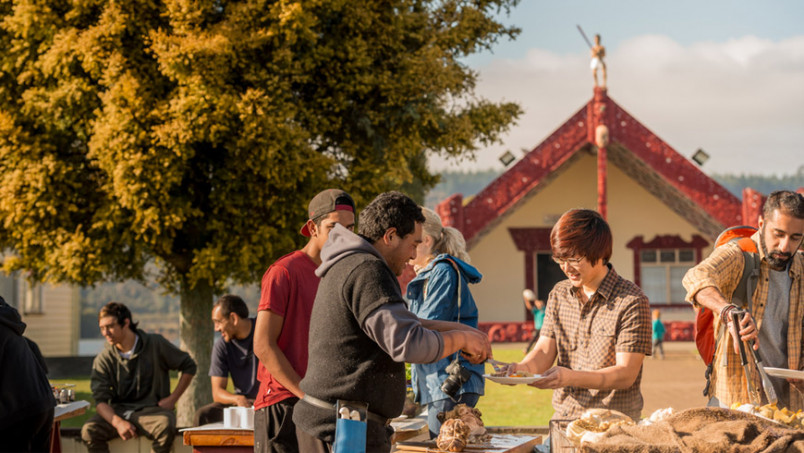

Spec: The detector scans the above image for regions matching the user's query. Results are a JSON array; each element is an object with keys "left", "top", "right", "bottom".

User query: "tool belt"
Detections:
[{"left": 302, "top": 394, "right": 391, "bottom": 426}]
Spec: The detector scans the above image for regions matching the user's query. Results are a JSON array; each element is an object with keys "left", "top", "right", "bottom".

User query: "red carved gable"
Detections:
[
  {"left": 437, "top": 89, "right": 747, "bottom": 246},
  {"left": 609, "top": 101, "right": 742, "bottom": 228},
  {"left": 438, "top": 106, "right": 589, "bottom": 246}
]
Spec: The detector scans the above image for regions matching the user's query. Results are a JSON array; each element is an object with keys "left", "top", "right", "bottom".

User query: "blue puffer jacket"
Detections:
[{"left": 406, "top": 254, "right": 484, "bottom": 405}]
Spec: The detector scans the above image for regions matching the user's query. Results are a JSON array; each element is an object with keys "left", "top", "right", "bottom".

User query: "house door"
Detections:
[{"left": 536, "top": 253, "right": 565, "bottom": 302}]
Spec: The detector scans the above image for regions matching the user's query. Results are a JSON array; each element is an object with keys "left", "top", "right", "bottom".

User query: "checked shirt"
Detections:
[
  {"left": 683, "top": 231, "right": 804, "bottom": 410},
  {"left": 541, "top": 265, "right": 652, "bottom": 420}
]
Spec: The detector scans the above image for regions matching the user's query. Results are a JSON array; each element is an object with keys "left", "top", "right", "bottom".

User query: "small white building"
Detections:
[{"left": 0, "top": 272, "right": 80, "bottom": 356}]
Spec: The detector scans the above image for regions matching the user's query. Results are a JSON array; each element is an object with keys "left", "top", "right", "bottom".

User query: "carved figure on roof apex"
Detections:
[
  {"left": 595, "top": 124, "right": 610, "bottom": 148},
  {"left": 590, "top": 34, "right": 607, "bottom": 88}
]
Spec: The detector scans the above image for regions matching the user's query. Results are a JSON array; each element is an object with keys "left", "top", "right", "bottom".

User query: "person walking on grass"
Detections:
[
  {"left": 523, "top": 289, "right": 545, "bottom": 354},
  {"left": 652, "top": 309, "right": 666, "bottom": 360}
]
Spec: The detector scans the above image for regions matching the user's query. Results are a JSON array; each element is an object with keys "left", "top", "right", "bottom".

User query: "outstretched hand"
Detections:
[
  {"left": 460, "top": 329, "right": 492, "bottom": 364},
  {"left": 528, "top": 366, "right": 568, "bottom": 389}
]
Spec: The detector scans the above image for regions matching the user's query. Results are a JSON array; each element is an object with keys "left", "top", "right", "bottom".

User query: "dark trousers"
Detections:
[
  {"left": 652, "top": 338, "right": 665, "bottom": 359},
  {"left": 254, "top": 398, "right": 299, "bottom": 453},
  {"left": 0, "top": 407, "right": 53, "bottom": 452},
  {"left": 295, "top": 427, "right": 332, "bottom": 453},
  {"left": 525, "top": 329, "right": 541, "bottom": 352}
]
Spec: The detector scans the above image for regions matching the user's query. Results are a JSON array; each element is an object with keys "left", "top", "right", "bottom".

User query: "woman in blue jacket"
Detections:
[{"left": 406, "top": 207, "right": 484, "bottom": 438}]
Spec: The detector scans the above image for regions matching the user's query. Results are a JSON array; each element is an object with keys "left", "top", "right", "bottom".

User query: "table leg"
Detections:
[{"left": 50, "top": 420, "right": 62, "bottom": 453}]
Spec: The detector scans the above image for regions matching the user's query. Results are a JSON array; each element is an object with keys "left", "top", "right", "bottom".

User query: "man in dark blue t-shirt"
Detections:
[{"left": 194, "top": 294, "right": 259, "bottom": 426}]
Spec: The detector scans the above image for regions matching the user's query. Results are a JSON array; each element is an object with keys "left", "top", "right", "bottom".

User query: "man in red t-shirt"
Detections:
[{"left": 253, "top": 189, "right": 356, "bottom": 453}]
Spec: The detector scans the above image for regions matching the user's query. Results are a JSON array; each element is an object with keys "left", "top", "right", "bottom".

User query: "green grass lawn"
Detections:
[
  {"left": 477, "top": 345, "right": 554, "bottom": 427},
  {"left": 52, "top": 344, "right": 554, "bottom": 429}
]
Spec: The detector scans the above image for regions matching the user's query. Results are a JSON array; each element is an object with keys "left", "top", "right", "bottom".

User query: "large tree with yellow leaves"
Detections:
[{"left": 0, "top": 0, "right": 520, "bottom": 421}]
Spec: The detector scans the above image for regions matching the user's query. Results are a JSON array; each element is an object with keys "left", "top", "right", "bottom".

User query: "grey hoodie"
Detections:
[
  {"left": 316, "top": 224, "right": 444, "bottom": 363},
  {"left": 294, "top": 224, "right": 443, "bottom": 449},
  {"left": 0, "top": 296, "right": 56, "bottom": 424}
]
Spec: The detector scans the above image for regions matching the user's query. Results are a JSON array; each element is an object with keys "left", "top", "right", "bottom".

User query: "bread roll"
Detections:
[{"left": 565, "top": 408, "right": 634, "bottom": 446}]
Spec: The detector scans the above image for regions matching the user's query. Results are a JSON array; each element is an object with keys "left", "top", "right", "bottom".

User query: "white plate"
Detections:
[
  {"left": 483, "top": 373, "right": 544, "bottom": 385},
  {"left": 764, "top": 367, "right": 804, "bottom": 380}
]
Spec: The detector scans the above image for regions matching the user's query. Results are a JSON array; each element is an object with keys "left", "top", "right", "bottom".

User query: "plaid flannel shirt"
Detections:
[
  {"left": 683, "top": 231, "right": 804, "bottom": 410},
  {"left": 542, "top": 265, "right": 652, "bottom": 420}
]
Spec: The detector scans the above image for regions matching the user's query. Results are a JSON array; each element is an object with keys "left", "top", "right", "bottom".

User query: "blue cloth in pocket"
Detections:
[{"left": 333, "top": 417, "right": 366, "bottom": 453}]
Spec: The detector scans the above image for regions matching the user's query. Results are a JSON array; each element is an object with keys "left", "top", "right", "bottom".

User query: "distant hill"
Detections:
[
  {"left": 710, "top": 168, "right": 804, "bottom": 198},
  {"left": 424, "top": 169, "right": 503, "bottom": 208},
  {"left": 425, "top": 166, "right": 804, "bottom": 207}
]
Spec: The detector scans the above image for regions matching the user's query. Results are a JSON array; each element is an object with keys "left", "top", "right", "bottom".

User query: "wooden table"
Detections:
[
  {"left": 51, "top": 401, "right": 90, "bottom": 453},
  {"left": 181, "top": 423, "right": 253, "bottom": 453}
]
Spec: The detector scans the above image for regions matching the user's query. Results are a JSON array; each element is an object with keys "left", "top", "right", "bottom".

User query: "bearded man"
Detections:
[{"left": 684, "top": 190, "right": 804, "bottom": 410}]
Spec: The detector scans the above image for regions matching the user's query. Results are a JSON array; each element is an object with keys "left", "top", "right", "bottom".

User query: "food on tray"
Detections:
[
  {"left": 491, "top": 369, "right": 533, "bottom": 378},
  {"left": 436, "top": 418, "right": 470, "bottom": 452},
  {"left": 729, "top": 402, "right": 804, "bottom": 429},
  {"left": 507, "top": 371, "right": 534, "bottom": 378},
  {"left": 437, "top": 403, "right": 490, "bottom": 443},
  {"left": 565, "top": 408, "right": 635, "bottom": 446}
]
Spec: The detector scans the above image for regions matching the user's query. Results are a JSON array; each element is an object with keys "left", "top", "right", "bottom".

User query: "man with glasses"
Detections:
[{"left": 510, "top": 209, "right": 652, "bottom": 421}]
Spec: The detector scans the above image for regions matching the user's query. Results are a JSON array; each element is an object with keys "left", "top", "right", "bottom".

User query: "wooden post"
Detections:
[{"left": 597, "top": 145, "right": 607, "bottom": 220}]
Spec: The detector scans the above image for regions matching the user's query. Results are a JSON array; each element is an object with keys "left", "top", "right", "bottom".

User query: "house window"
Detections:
[
  {"left": 626, "top": 234, "right": 709, "bottom": 306},
  {"left": 18, "top": 278, "right": 43, "bottom": 314},
  {"left": 640, "top": 248, "right": 696, "bottom": 304},
  {"left": 0, "top": 274, "right": 17, "bottom": 308}
]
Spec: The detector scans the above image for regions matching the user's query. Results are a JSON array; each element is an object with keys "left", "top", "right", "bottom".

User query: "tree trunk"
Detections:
[{"left": 177, "top": 277, "right": 214, "bottom": 427}]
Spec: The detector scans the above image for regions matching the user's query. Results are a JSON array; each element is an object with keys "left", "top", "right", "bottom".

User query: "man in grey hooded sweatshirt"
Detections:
[{"left": 293, "top": 191, "right": 492, "bottom": 453}]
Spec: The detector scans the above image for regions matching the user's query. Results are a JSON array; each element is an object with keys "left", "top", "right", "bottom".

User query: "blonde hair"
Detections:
[{"left": 420, "top": 207, "right": 470, "bottom": 263}]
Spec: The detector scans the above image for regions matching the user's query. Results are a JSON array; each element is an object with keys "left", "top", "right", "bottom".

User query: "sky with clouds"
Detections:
[{"left": 430, "top": 1, "right": 804, "bottom": 176}]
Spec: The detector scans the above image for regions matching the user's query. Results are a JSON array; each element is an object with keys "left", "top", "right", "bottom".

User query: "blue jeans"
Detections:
[{"left": 426, "top": 393, "right": 481, "bottom": 439}]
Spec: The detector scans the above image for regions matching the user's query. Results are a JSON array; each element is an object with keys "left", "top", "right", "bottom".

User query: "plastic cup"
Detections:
[
  {"left": 223, "top": 407, "right": 240, "bottom": 428},
  {"left": 238, "top": 407, "right": 254, "bottom": 429}
]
